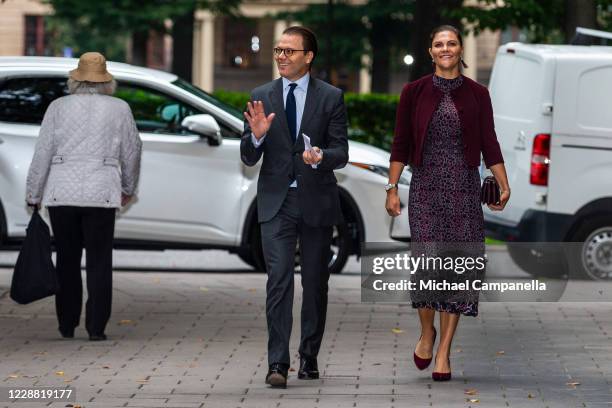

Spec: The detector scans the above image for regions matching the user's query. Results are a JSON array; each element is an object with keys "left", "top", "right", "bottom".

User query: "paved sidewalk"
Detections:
[{"left": 0, "top": 253, "right": 611, "bottom": 408}]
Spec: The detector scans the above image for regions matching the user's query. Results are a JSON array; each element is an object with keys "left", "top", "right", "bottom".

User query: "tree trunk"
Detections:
[
  {"left": 131, "top": 30, "right": 148, "bottom": 66},
  {"left": 409, "top": 0, "right": 462, "bottom": 80},
  {"left": 369, "top": 22, "right": 390, "bottom": 93},
  {"left": 565, "top": 0, "right": 597, "bottom": 44},
  {"left": 172, "top": 7, "right": 195, "bottom": 81}
]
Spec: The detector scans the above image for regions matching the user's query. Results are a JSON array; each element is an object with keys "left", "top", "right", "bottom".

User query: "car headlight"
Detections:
[{"left": 349, "top": 162, "right": 410, "bottom": 185}]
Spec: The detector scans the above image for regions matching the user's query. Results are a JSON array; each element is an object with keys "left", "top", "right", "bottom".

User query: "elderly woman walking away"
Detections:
[{"left": 25, "top": 52, "right": 142, "bottom": 341}]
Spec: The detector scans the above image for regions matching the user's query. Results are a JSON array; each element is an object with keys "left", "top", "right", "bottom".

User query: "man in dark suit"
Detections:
[{"left": 240, "top": 26, "right": 349, "bottom": 389}]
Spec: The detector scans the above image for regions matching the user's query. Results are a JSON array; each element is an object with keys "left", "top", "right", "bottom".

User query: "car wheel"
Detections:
[
  {"left": 248, "top": 221, "right": 351, "bottom": 274},
  {"left": 237, "top": 251, "right": 256, "bottom": 269},
  {"left": 507, "top": 244, "right": 568, "bottom": 279},
  {"left": 325, "top": 223, "right": 350, "bottom": 274},
  {"left": 568, "top": 216, "right": 612, "bottom": 280},
  {"left": 249, "top": 221, "right": 266, "bottom": 272}
]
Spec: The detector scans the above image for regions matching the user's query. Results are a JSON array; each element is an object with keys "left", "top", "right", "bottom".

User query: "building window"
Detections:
[{"left": 24, "top": 15, "right": 52, "bottom": 56}]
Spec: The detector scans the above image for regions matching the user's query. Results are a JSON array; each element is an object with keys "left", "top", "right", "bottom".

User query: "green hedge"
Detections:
[{"left": 212, "top": 90, "right": 398, "bottom": 151}]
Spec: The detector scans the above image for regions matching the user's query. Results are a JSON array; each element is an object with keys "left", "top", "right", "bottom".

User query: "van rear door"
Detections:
[
  {"left": 548, "top": 50, "right": 612, "bottom": 218},
  {"left": 485, "top": 44, "right": 555, "bottom": 229}
]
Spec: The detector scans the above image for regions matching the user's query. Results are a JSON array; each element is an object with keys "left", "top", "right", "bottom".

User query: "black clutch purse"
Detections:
[{"left": 480, "top": 176, "right": 500, "bottom": 205}]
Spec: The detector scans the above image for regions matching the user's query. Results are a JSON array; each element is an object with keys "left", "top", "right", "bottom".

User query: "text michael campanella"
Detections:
[{"left": 368, "top": 254, "right": 547, "bottom": 293}]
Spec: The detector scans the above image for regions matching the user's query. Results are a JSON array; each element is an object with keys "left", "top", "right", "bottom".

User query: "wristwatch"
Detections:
[{"left": 384, "top": 183, "right": 398, "bottom": 192}]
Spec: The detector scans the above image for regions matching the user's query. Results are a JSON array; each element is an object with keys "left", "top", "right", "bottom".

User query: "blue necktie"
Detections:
[{"left": 285, "top": 83, "right": 297, "bottom": 141}]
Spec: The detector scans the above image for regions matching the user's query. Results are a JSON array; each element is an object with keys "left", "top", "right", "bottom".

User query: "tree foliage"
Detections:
[
  {"left": 277, "top": 0, "right": 413, "bottom": 92},
  {"left": 45, "top": 0, "right": 240, "bottom": 63},
  {"left": 446, "top": 0, "right": 612, "bottom": 43}
]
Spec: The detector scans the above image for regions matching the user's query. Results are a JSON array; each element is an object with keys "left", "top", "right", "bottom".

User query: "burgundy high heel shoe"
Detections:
[
  {"left": 413, "top": 327, "right": 437, "bottom": 370},
  {"left": 432, "top": 356, "right": 451, "bottom": 381}
]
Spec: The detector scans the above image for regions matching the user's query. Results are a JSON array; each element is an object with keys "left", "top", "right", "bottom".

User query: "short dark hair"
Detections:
[
  {"left": 429, "top": 24, "right": 468, "bottom": 69},
  {"left": 282, "top": 25, "right": 318, "bottom": 67}
]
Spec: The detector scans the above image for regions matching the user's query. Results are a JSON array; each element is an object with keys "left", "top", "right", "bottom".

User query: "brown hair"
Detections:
[
  {"left": 430, "top": 24, "right": 468, "bottom": 69},
  {"left": 282, "top": 26, "right": 318, "bottom": 67}
]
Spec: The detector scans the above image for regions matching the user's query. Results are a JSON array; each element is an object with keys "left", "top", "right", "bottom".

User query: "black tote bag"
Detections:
[{"left": 10, "top": 207, "right": 58, "bottom": 304}]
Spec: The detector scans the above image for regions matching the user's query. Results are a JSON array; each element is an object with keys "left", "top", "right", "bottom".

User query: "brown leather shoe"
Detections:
[{"left": 265, "top": 363, "right": 288, "bottom": 388}]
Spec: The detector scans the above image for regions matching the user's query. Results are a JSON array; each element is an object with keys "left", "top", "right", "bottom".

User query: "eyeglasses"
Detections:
[{"left": 273, "top": 47, "right": 308, "bottom": 57}]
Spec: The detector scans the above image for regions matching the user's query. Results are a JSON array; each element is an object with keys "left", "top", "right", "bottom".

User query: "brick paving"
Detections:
[{"left": 0, "top": 251, "right": 610, "bottom": 408}]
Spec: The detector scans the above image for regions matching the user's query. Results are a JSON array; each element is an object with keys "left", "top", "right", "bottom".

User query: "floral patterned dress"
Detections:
[{"left": 408, "top": 74, "right": 484, "bottom": 317}]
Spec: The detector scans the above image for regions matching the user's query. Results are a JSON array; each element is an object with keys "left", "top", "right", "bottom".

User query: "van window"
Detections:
[
  {"left": 577, "top": 67, "right": 612, "bottom": 131},
  {"left": 0, "top": 77, "right": 68, "bottom": 124},
  {"left": 490, "top": 55, "right": 543, "bottom": 120}
]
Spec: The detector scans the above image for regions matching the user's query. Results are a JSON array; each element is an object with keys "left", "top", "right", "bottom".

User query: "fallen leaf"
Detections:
[
  {"left": 64, "top": 379, "right": 72, "bottom": 383},
  {"left": 7, "top": 374, "right": 19, "bottom": 379},
  {"left": 391, "top": 327, "right": 404, "bottom": 334},
  {"left": 455, "top": 347, "right": 463, "bottom": 353},
  {"left": 118, "top": 320, "right": 133, "bottom": 325},
  {"left": 464, "top": 388, "right": 478, "bottom": 395},
  {"left": 566, "top": 381, "right": 580, "bottom": 387},
  {"left": 467, "top": 398, "right": 480, "bottom": 403},
  {"left": 102, "top": 365, "right": 111, "bottom": 369},
  {"left": 136, "top": 379, "right": 149, "bottom": 383},
  {"left": 496, "top": 350, "right": 505, "bottom": 355},
  {"left": 34, "top": 351, "right": 47, "bottom": 355},
  {"left": 248, "top": 288, "right": 257, "bottom": 293},
  {"left": 199, "top": 287, "right": 209, "bottom": 292},
  {"left": 527, "top": 393, "right": 534, "bottom": 398},
  {"left": 55, "top": 371, "right": 65, "bottom": 376}
]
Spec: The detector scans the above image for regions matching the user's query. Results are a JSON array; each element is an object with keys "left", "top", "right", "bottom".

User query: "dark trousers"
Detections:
[
  {"left": 48, "top": 206, "right": 116, "bottom": 336},
  {"left": 261, "top": 189, "right": 332, "bottom": 366}
]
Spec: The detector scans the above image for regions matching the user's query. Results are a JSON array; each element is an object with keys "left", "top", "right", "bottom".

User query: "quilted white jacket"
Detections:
[{"left": 26, "top": 93, "right": 142, "bottom": 208}]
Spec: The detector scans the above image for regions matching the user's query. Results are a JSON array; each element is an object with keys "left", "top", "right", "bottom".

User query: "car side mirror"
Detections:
[{"left": 181, "top": 114, "right": 222, "bottom": 146}]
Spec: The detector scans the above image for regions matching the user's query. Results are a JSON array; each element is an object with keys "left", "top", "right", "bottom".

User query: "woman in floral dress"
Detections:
[{"left": 385, "top": 25, "right": 510, "bottom": 381}]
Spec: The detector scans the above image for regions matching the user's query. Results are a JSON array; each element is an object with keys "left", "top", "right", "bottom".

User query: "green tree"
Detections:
[
  {"left": 45, "top": 0, "right": 240, "bottom": 79},
  {"left": 409, "top": 0, "right": 463, "bottom": 80},
  {"left": 277, "top": 0, "right": 413, "bottom": 93},
  {"left": 447, "top": 0, "right": 612, "bottom": 44}
]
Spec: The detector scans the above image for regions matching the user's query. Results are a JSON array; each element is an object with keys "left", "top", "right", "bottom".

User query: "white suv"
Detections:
[{"left": 0, "top": 57, "right": 411, "bottom": 273}]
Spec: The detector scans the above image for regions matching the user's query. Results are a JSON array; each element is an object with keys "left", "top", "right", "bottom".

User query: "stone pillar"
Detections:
[
  {"left": 463, "top": 27, "right": 477, "bottom": 81},
  {"left": 272, "top": 20, "right": 288, "bottom": 80},
  {"left": 359, "top": 54, "right": 371, "bottom": 94},
  {"left": 193, "top": 10, "right": 215, "bottom": 91}
]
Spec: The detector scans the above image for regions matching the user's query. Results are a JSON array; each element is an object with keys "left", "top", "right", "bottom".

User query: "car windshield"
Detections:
[{"left": 172, "top": 79, "right": 243, "bottom": 120}]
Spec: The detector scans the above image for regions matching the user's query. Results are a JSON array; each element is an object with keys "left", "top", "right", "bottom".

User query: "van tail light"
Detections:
[{"left": 530, "top": 133, "right": 551, "bottom": 186}]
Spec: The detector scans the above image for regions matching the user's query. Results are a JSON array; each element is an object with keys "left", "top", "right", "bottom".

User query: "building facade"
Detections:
[{"left": 1, "top": 0, "right": 503, "bottom": 93}]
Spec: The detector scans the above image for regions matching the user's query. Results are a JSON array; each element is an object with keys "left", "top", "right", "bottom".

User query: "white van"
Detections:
[{"left": 484, "top": 42, "right": 612, "bottom": 281}]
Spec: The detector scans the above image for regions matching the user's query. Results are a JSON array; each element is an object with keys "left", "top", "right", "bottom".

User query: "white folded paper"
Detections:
[{"left": 302, "top": 133, "right": 320, "bottom": 169}]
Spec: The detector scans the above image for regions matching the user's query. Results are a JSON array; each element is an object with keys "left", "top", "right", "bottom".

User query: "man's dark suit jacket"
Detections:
[{"left": 240, "top": 77, "right": 349, "bottom": 227}]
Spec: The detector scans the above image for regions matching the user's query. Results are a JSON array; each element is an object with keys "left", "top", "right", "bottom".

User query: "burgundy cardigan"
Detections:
[{"left": 390, "top": 74, "right": 504, "bottom": 168}]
